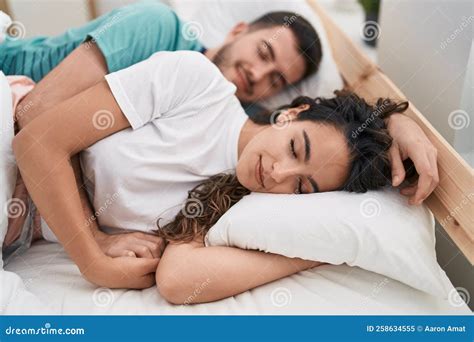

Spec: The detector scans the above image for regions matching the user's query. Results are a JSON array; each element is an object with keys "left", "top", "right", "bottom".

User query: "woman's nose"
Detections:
[{"left": 270, "top": 163, "right": 299, "bottom": 184}]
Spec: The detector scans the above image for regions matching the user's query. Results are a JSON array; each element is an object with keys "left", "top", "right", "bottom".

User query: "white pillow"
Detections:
[
  {"left": 169, "top": 0, "right": 343, "bottom": 108},
  {"left": 0, "top": 71, "right": 17, "bottom": 269},
  {"left": 205, "top": 189, "right": 454, "bottom": 298}
]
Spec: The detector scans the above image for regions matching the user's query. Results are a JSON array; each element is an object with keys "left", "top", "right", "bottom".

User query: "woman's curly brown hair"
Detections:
[{"left": 156, "top": 173, "right": 250, "bottom": 244}]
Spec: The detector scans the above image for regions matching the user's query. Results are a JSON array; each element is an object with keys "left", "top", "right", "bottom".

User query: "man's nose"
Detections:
[{"left": 249, "top": 62, "right": 274, "bottom": 82}]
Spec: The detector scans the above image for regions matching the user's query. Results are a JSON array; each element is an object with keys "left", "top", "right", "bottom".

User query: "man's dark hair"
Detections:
[{"left": 249, "top": 11, "right": 323, "bottom": 81}]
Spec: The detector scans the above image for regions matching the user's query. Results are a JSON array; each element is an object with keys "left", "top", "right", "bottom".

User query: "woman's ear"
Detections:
[
  {"left": 278, "top": 104, "right": 310, "bottom": 122},
  {"left": 225, "top": 22, "right": 249, "bottom": 42}
]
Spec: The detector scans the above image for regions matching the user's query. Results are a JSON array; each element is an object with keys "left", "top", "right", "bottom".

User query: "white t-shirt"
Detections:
[{"left": 41, "top": 51, "right": 248, "bottom": 240}]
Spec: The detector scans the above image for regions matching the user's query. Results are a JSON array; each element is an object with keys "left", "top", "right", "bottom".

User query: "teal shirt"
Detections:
[{"left": 0, "top": 1, "right": 203, "bottom": 82}]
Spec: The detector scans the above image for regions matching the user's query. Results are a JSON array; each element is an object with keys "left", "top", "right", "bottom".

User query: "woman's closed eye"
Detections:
[
  {"left": 290, "top": 139, "right": 303, "bottom": 194},
  {"left": 290, "top": 138, "right": 297, "bottom": 158}
]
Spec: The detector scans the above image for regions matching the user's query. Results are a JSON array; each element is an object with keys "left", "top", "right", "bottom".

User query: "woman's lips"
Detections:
[{"left": 255, "top": 155, "right": 265, "bottom": 189}]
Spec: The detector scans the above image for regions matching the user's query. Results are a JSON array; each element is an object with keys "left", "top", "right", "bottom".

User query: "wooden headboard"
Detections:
[{"left": 307, "top": 1, "right": 474, "bottom": 264}]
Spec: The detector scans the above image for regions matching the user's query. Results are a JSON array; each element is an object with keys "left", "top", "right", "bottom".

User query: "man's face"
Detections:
[{"left": 212, "top": 24, "right": 306, "bottom": 103}]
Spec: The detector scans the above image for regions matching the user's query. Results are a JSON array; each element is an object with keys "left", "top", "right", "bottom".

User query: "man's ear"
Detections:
[{"left": 225, "top": 22, "right": 249, "bottom": 42}]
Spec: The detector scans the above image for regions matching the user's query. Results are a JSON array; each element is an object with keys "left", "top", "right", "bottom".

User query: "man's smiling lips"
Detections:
[{"left": 236, "top": 65, "right": 251, "bottom": 94}]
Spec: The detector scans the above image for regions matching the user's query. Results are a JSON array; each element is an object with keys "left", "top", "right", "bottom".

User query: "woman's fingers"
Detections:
[{"left": 97, "top": 231, "right": 165, "bottom": 259}]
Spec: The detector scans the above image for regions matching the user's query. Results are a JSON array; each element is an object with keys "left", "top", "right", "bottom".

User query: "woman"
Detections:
[{"left": 10, "top": 51, "right": 408, "bottom": 304}]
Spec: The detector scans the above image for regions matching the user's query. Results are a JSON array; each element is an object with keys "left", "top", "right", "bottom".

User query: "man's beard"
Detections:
[{"left": 212, "top": 42, "right": 234, "bottom": 69}]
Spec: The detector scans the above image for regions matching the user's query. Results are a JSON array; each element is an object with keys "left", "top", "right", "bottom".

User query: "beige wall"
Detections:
[
  {"left": 3, "top": 0, "right": 162, "bottom": 37},
  {"left": 378, "top": 0, "right": 473, "bottom": 310},
  {"left": 6, "top": 0, "right": 91, "bottom": 37}
]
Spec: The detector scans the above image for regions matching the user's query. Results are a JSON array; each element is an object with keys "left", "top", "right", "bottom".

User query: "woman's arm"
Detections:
[
  {"left": 156, "top": 239, "right": 321, "bottom": 304},
  {"left": 13, "top": 80, "right": 158, "bottom": 288}
]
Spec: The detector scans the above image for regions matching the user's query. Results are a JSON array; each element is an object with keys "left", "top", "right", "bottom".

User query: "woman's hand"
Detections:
[
  {"left": 95, "top": 231, "right": 166, "bottom": 259},
  {"left": 82, "top": 255, "right": 159, "bottom": 289}
]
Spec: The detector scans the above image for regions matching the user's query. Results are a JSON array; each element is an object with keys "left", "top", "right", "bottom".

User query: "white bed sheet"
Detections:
[{"left": 4, "top": 241, "right": 470, "bottom": 315}]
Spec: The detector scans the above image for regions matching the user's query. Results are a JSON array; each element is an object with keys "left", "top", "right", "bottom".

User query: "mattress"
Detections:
[{"left": 4, "top": 241, "right": 470, "bottom": 315}]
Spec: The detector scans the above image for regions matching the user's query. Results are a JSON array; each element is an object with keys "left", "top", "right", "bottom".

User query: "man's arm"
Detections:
[
  {"left": 13, "top": 80, "right": 159, "bottom": 288},
  {"left": 15, "top": 42, "right": 164, "bottom": 258},
  {"left": 16, "top": 41, "right": 107, "bottom": 237},
  {"left": 16, "top": 42, "right": 108, "bottom": 126},
  {"left": 385, "top": 114, "right": 439, "bottom": 205}
]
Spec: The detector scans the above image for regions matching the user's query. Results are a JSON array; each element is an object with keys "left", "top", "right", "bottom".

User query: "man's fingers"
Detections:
[
  {"left": 388, "top": 144, "right": 405, "bottom": 186},
  {"left": 136, "top": 232, "right": 163, "bottom": 244},
  {"left": 400, "top": 185, "right": 417, "bottom": 196},
  {"left": 138, "top": 258, "right": 160, "bottom": 274},
  {"left": 411, "top": 152, "right": 436, "bottom": 204},
  {"left": 428, "top": 148, "right": 439, "bottom": 185},
  {"left": 137, "top": 274, "right": 156, "bottom": 289},
  {"left": 126, "top": 243, "right": 153, "bottom": 259},
  {"left": 122, "top": 250, "right": 136, "bottom": 258},
  {"left": 135, "top": 239, "right": 162, "bottom": 259}
]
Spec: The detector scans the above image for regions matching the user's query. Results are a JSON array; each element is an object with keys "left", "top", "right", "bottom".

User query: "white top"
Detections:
[{"left": 46, "top": 51, "right": 246, "bottom": 237}]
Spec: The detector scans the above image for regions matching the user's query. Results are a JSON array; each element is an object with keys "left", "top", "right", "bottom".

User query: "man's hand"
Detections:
[
  {"left": 95, "top": 231, "right": 166, "bottom": 259},
  {"left": 83, "top": 255, "right": 160, "bottom": 289},
  {"left": 386, "top": 114, "right": 439, "bottom": 205}
]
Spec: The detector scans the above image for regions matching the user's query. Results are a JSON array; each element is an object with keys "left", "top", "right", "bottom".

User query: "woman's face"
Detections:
[{"left": 236, "top": 113, "right": 351, "bottom": 194}]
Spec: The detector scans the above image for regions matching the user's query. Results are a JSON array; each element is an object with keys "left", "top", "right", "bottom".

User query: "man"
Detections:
[
  {"left": 3, "top": 1, "right": 438, "bottom": 262},
  {"left": 0, "top": 1, "right": 321, "bottom": 113}
]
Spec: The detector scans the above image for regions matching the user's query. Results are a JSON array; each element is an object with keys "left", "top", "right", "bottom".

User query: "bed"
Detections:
[
  {"left": 1, "top": 0, "right": 472, "bottom": 315},
  {"left": 3, "top": 241, "right": 470, "bottom": 315}
]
